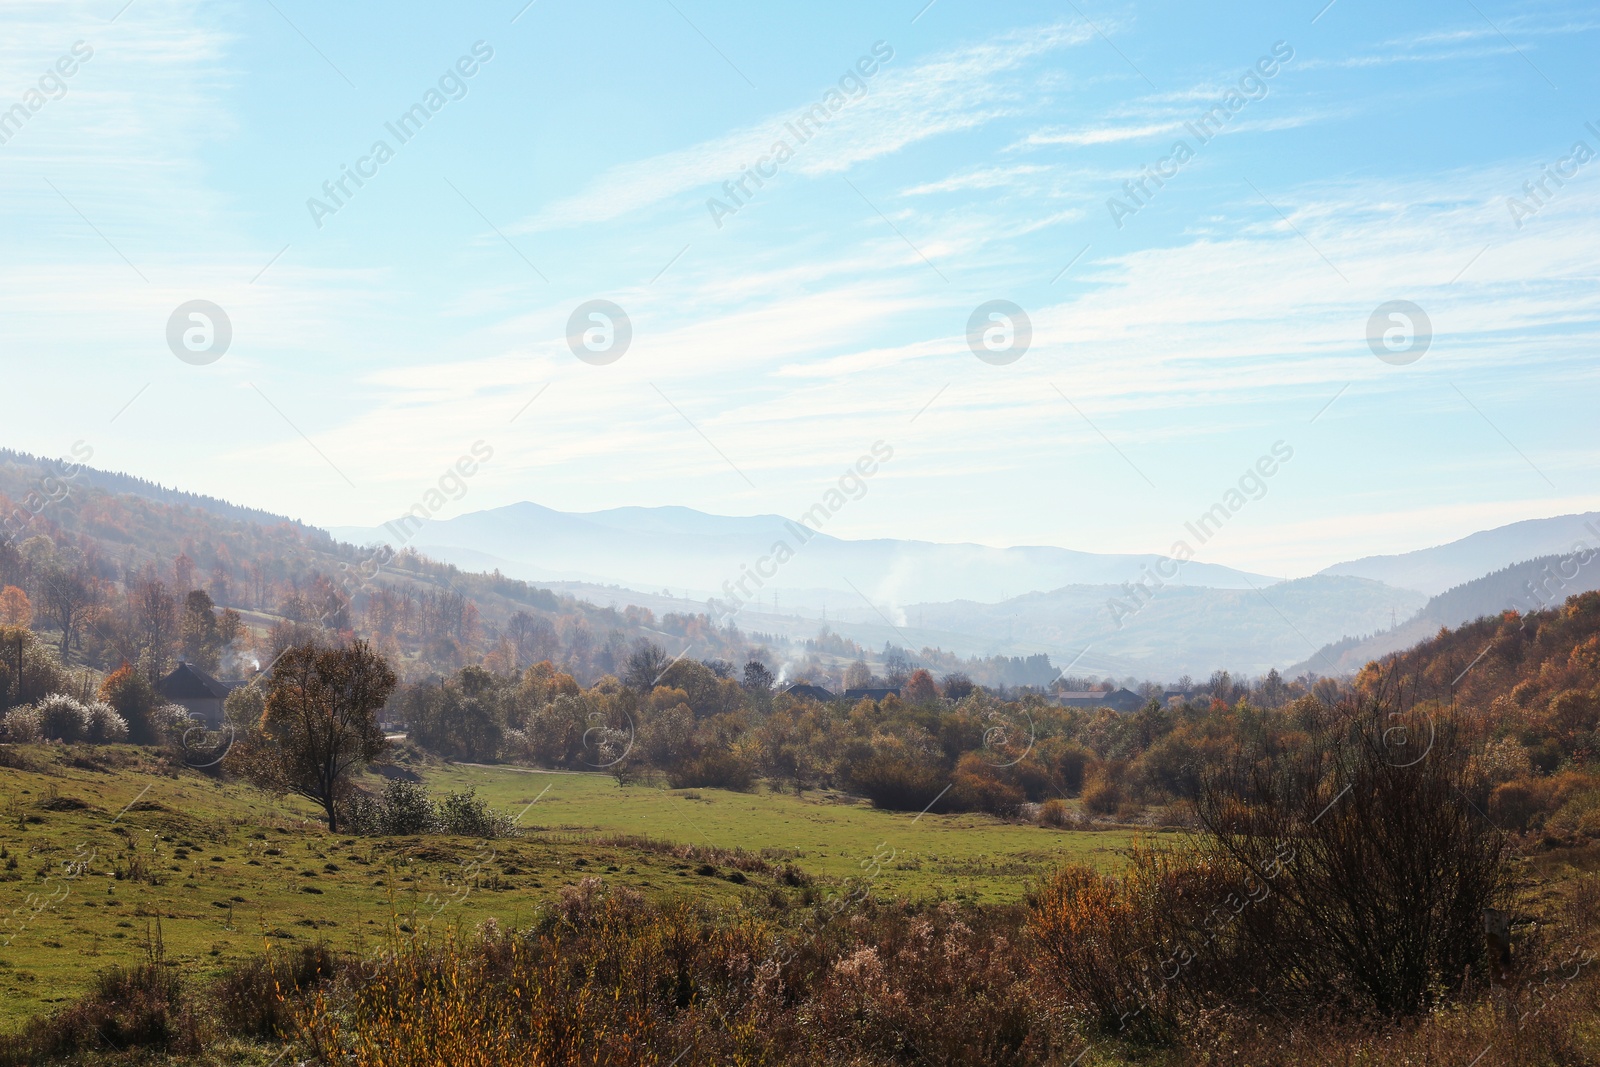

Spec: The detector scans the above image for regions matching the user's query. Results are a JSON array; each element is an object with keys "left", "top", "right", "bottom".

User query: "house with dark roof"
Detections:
[
  {"left": 1057, "top": 687, "right": 1146, "bottom": 713},
  {"left": 781, "top": 683, "right": 835, "bottom": 702},
  {"left": 843, "top": 686, "right": 901, "bottom": 702},
  {"left": 156, "top": 662, "right": 238, "bottom": 728}
]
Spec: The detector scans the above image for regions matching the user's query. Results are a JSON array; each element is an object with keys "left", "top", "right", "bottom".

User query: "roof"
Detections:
[
  {"left": 844, "top": 686, "right": 901, "bottom": 700},
  {"left": 157, "top": 662, "right": 235, "bottom": 700}
]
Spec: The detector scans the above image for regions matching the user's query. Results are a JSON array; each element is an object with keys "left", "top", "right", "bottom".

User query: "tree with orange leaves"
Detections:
[{"left": 0, "top": 585, "right": 30, "bottom": 626}]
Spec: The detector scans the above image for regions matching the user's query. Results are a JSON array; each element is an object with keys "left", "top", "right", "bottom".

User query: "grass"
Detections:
[
  {"left": 433, "top": 762, "right": 1147, "bottom": 900},
  {"left": 0, "top": 746, "right": 1142, "bottom": 1033}
]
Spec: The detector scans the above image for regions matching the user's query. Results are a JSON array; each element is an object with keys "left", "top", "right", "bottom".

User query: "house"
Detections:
[
  {"left": 1057, "top": 687, "right": 1146, "bottom": 713},
  {"left": 782, "top": 683, "right": 835, "bottom": 702},
  {"left": 843, "top": 686, "right": 901, "bottom": 702},
  {"left": 156, "top": 662, "right": 238, "bottom": 729}
]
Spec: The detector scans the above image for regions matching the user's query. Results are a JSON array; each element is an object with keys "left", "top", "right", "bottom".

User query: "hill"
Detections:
[
  {"left": 1319, "top": 510, "right": 1600, "bottom": 595},
  {"left": 328, "top": 500, "right": 1281, "bottom": 612},
  {"left": 0, "top": 450, "right": 748, "bottom": 685},
  {"left": 897, "top": 575, "right": 1426, "bottom": 678},
  {"left": 1361, "top": 587, "right": 1600, "bottom": 723},
  {"left": 1289, "top": 548, "right": 1600, "bottom": 677},
  {"left": 0, "top": 450, "right": 1075, "bottom": 690}
]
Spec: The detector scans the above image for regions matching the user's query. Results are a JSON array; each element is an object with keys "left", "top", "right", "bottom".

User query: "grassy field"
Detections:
[
  {"left": 434, "top": 762, "right": 1146, "bottom": 899},
  {"left": 0, "top": 746, "right": 1144, "bottom": 1032}
]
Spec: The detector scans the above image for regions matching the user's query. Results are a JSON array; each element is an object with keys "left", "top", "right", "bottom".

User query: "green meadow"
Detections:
[
  {"left": 433, "top": 761, "right": 1146, "bottom": 899},
  {"left": 0, "top": 746, "right": 1144, "bottom": 1031}
]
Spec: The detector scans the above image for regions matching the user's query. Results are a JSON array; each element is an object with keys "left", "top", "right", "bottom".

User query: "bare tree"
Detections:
[
  {"left": 231, "top": 641, "right": 395, "bottom": 831},
  {"left": 623, "top": 639, "right": 669, "bottom": 691},
  {"left": 506, "top": 610, "right": 550, "bottom": 670},
  {"left": 132, "top": 580, "right": 177, "bottom": 684},
  {"left": 39, "top": 562, "right": 96, "bottom": 656},
  {"left": 1193, "top": 694, "right": 1512, "bottom": 1017}
]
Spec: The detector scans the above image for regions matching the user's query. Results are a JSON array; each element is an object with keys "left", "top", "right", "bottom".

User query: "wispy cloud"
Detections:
[{"left": 514, "top": 23, "right": 1094, "bottom": 232}]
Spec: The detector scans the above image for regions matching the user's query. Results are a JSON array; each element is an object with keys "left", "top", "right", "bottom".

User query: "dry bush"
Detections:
[
  {"left": 1081, "top": 771, "right": 1121, "bottom": 815},
  {"left": 1027, "top": 845, "right": 1262, "bottom": 1042},
  {"left": 278, "top": 886, "right": 1066, "bottom": 1066},
  {"left": 1032, "top": 695, "right": 1517, "bottom": 1044},
  {"left": 208, "top": 943, "right": 337, "bottom": 1040},
  {"left": 1037, "top": 798, "right": 1074, "bottom": 828},
  {"left": 0, "top": 963, "right": 198, "bottom": 1065},
  {"left": 1192, "top": 697, "right": 1513, "bottom": 1019}
]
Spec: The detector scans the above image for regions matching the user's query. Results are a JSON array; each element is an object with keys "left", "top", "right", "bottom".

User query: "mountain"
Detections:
[
  {"left": 893, "top": 575, "right": 1427, "bottom": 679},
  {"left": 1319, "top": 511, "right": 1600, "bottom": 595},
  {"left": 328, "top": 501, "right": 1281, "bottom": 610},
  {"left": 0, "top": 450, "right": 746, "bottom": 683},
  {"left": 1288, "top": 549, "right": 1600, "bottom": 676},
  {"left": 1420, "top": 553, "right": 1600, "bottom": 630}
]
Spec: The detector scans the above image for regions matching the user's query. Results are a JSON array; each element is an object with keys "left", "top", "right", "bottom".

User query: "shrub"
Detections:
[
  {"left": 0, "top": 705, "right": 43, "bottom": 743},
  {"left": 207, "top": 944, "right": 336, "bottom": 1040},
  {"left": 436, "top": 788, "right": 516, "bottom": 838},
  {"left": 97, "top": 664, "right": 159, "bottom": 743},
  {"left": 345, "top": 779, "right": 519, "bottom": 838},
  {"left": 949, "top": 755, "right": 1026, "bottom": 817},
  {"left": 1081, "top": 770, "right": 1121, "bottom": 815},
  {"left": 150, "top": 703, "right": 193, "bottom": 741},
  {"left": 848, "top": 754, "right": 947, "bottom": 812},
  {"left": 1488, "top": 779, "right": 1543, "bottom": 830},
  {"left": 1192, "top": 698, "right": 1512, "bottom": 1018},
  {"left": 1547, "top": 780, "right": 1600, "bottom": 837},
  {"left": 1037, "top": 798, "right": 1073, "bottom": 828},
  {"left": 35, "top": 694, "right": 90, "bottom": 742},
  {"left": 84, "top": 702, "right": 129, "bottom": 744},
  {"left": 667, "top": 750, "right": 756, "bottom": 792},
  {"left": 1031, "top": 859, "right": 1168, "bottom": 1041},
  {"left": 0, "top": 963, "right": 195, "bottom": 1063}
]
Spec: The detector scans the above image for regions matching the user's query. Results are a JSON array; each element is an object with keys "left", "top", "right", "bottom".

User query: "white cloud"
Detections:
[{"left": 514, "top": 23, "right": 1094, "bottom": 232}]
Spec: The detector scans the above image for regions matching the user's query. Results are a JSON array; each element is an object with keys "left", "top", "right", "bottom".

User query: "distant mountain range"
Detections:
[
  {"left": 16, "top": 438, "right": 1597, "bottom": 682},
  {"left": 331, "top": 500, "right": 1600, "bottom": 678},
  {"left": 1318, "top": 512, "right": 1600, "bottom": 595},
  {"left": 328, "top": 501, "right": 1280, "bottom": 610},
  {"left": 1292, "top": 548, "right": 1600, "bottom": 676}
]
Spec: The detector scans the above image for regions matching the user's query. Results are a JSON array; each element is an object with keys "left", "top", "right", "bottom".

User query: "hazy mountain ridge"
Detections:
[
  {"left": 0, "top": 447, "right": 304, "bottom": 532},
  {"left": 893, "top": 575, "right": 1427, "bottom": 679},
  {"left": 1290, "top": 548, "right": 1600, "bottom": 676},
  {"left": 1318, "top": 511, "right": 1600, "bottom": 595},
  {"left": 330, "top": 500, "right": 1282, "bottom": 610}
]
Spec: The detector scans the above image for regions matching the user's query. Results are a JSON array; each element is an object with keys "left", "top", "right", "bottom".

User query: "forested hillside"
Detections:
[
  {"left": 0, "top": 451, "right": 1067, "bottom": 691},
  {"left": 0, "top": 448, "right": 749, "bottom": 685}
]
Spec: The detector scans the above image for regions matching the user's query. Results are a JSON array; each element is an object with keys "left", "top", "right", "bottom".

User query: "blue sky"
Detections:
[{"left": 2, "top": 0, "right": 1597, "bottom": 577}]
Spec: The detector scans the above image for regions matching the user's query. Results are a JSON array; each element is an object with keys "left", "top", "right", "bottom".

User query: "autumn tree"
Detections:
[
  {"left": 506, "top": 610, "right": 552, "bottom": 669},
  {"left": 231, "top": 641, "right": 395, "bottom": 831},
  {"left": 180, "top": 589, "right": 223, "bottom": 673},
  {"left": 218, "top": 606, "right": 243, "bottom": 646},
  {"left": 131, "top": 580, "right": 177, "bottom": 684},
  {"left": 172, "top": 552, "right": 195, "bottom": 593},
  {"left": 905, "top": 668, "right": 938, "bottom": 705},
  {"left": 0, "top": 625, "right": 72, "bottom": 707},
  {"left": 623, "top": 640, "right": 670, "bottom": 691},
  {"left": 39, "top": 562, "right": 96, "bottom": 656},
  {"left": 98, "top": 662, "right": 159, "bottom": 743},
  {"left": 0, "top": 585, "right": 30, "bottom": 626},
  {"left": 844, "top": 659, "right": 872, "bottom": 690},
  {"left": 941, "top": 672, "right": 975, "bottom": 701}
]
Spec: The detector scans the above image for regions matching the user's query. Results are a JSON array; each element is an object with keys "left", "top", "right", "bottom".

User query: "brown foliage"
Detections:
[{"left": 229, "top": 641, "right": 395, "bottom": 831}]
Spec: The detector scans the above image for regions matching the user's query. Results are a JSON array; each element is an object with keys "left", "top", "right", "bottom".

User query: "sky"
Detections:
[{"left": 2, "top": 0, "right": 1597, "bottom": 579}]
